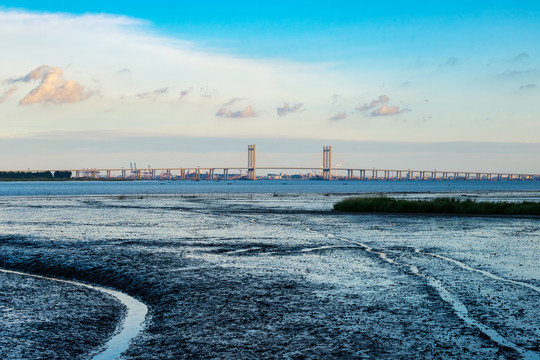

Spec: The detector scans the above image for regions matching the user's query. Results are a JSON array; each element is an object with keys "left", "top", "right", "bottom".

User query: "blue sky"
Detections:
[
  {"left": 3, "top": 1, "right": 540, "bottom": 61},
  {"left": 0, "top": 2, "right": 539, "bottom": 172}
]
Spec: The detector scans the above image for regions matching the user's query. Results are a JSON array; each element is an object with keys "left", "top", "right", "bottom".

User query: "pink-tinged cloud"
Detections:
[
  {"left": 277, "top": 102, "right": 303, "bottom": 116},
  {"left": 329, "top": 112, "right": 347, "bottom": 121},
  {"left": 13, "top": 65, "right": 92, "bottom": 105},
  {"left": 357, "top": 95, "right": 409, "bottom": 117},
  {"left": 216, "top": 105, "right": 256, "bottom": 118},
  {"left": 371, "top": 104, "right": 410, "bottom": 116},
  {"left": 355, "top": 95, "right": 389, "bottom": 112},
  {"left": 0, "top": 85, "right": 17, "bottom": 103}
]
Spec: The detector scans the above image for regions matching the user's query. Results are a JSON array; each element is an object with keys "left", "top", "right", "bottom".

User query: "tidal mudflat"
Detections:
[{"left": 0, "top": 190, "right": 538, "bottom": 359}]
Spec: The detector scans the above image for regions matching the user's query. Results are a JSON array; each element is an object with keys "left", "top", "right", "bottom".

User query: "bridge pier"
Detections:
[
  {"left": 323, "top": 146, "right": 332, "bottom": 180},
  {"left": 224, "top": 169, "right": 229, "bottom": 180},
  {"left": 247, "top": 145, "right": 257, "bottom": 180},
  {"left": 209, "top": 169, "right": 215, "bottom": 180}
]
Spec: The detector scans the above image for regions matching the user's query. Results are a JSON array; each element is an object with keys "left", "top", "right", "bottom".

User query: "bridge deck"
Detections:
[{"left": 5, "top": 167, "right": 539, "bottom": 180}]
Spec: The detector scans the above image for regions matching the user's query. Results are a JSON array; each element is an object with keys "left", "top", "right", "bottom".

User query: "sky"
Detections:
[{"left": 0, "top": 1, "right": 539, "bottom": 173}]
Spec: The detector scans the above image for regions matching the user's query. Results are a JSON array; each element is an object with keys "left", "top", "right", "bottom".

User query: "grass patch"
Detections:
[{"left": 333, "top": 197, "right": 540, "bottom": 216}]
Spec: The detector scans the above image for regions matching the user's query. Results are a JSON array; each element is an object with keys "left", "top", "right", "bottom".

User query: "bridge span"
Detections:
[{"left": 9, "top": 145, "right": 540, "bottom": 181}]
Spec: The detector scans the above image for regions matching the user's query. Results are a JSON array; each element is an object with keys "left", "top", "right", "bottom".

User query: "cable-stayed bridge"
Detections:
[{"left": 8, "top": 145, "right": 540, "bottom": 181}]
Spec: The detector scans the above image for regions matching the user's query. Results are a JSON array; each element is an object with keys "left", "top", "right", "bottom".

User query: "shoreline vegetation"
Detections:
[
  {"left": 333, "top": 197, "right": 540, "bottom": 216},
  {"left": 0, "top": 171, "right": 71, "bottom": 181}
]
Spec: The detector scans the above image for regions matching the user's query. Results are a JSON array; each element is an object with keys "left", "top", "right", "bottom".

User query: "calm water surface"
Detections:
[{"left": 1, "top": 179, "right": 539, "bottom": 197}]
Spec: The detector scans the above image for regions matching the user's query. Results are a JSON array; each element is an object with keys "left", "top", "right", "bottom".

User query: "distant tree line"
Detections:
[
  {"left": 53, "top": 171, "right": 72, "bottom": 179},
  {"left": 0, "top": 171, "right": 72, "bottom": 180}
]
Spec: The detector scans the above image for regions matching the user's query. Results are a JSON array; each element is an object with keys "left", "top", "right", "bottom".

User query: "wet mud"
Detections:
[
  {"left": 0, "top": 193, "right": 538, "bottom": 359},
  {"left": 0, "top": 270, "right": 123, "bottom": 360}
]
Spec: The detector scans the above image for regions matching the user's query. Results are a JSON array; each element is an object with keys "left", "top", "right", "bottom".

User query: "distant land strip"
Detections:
[{"left": 0, "top": 171, "right": 72, "bottom": 181}]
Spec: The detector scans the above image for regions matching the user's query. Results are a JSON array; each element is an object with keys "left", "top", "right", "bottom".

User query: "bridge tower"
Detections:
[
  {"left": 323, "top": 146, "right": 332, "bottom": 180},
  {"left": 247, "top": 145, "right": 256, "bottom": 180}
]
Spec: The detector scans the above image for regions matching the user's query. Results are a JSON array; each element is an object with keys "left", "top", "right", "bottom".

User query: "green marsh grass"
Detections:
[{"left": 333, "top": 197, "right": 540, "bottom": 216}]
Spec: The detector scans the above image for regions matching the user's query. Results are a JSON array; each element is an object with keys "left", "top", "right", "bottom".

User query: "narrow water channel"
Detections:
[{"left": 0, "top": 268, "right": 147, "bottom": 360}]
